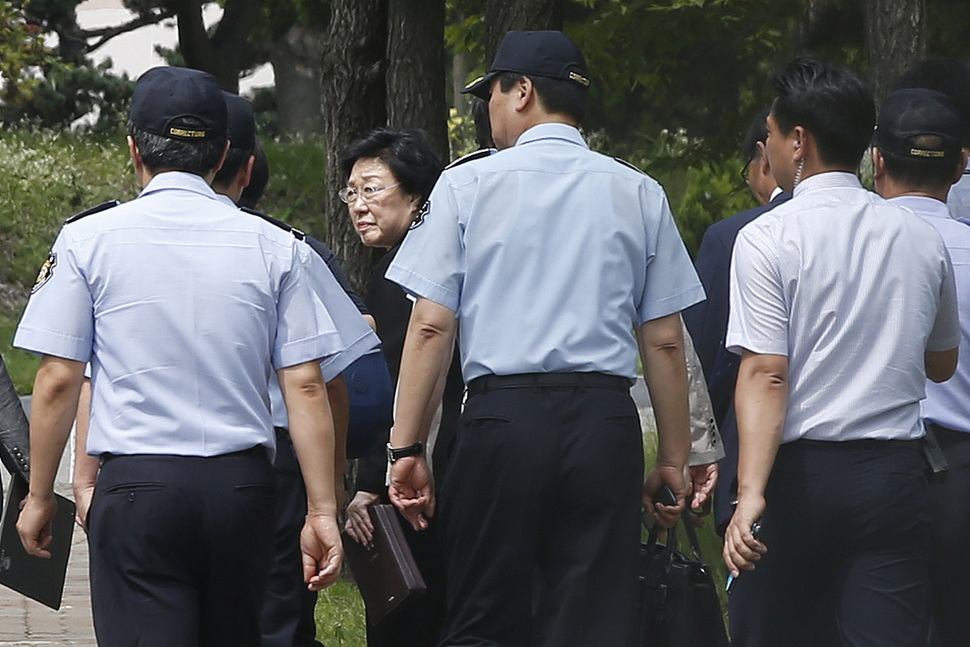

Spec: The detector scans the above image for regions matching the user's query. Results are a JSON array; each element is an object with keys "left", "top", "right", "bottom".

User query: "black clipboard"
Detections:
[
  {"left": 0, "top": 475, "right": 76, "bottom": 609},
  {"left": 342, "top": 504, "right": 426, "bottom": 624}
]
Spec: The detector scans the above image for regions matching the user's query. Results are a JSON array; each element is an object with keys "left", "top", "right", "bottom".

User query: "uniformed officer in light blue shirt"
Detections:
[
  {"left": 211, "top": 91, "right": 378, "bottom": 647},
  {"left": 14, "top": 67, "right": 347, "bottom": 647},
  {"left": 872, "top": 88, "right": 970, "bottom": 647},
  {"left": 384, "top": 31, "right": 704, "bottom": 647}
]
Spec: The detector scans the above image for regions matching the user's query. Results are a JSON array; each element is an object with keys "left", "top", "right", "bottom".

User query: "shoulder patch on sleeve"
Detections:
[
  {"left": 445, "top": 148, "right": 495, "bottom": 170},
  {"left": 409, "top": 199, "right": 431, "bottom": 230},
  {"left": 239, "top": 206, "right": 306, "bottom": 241},
  {"left": 612, "top": 157, "right": 647, "bottom": 175},
  {"left": 31, "top": 251, "right": 57, "bottom": 294},
  {"left": 66, "top": 200, "right": 120, "bottom": 223}
]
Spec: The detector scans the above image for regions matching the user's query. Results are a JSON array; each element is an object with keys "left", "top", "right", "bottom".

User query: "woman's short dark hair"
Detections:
[
  {"left": 771, "top": 58, "right": 875, "bottom": 169},
  {"left": 497, "top": 71, "right": 587, "bottom": 123},
  {"left": 127, "top": 119, "right": 227, "bottom": 177},
  {"left": 340, "top": 128, "right": 443, "bottom": 204}
]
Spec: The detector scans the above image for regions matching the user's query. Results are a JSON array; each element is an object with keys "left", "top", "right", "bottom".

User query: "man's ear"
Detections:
[
  {"left": 514, "top": 76, "right": 534, "bottom": 112},
  {"left": 871, "top": 147, "right": 887, "bottom": 180},
  {"left": 127, "top": 135, "right": 143, "bottom": 170},
  {"left": 755, "top": 141, "right": 771, "bottom": 176},
  {"left": 239, "top": 154, "right": 255, "bottom": 189},
  {"left": 792, "top": 126, "right": 808, "bottom": 162},
  {"left": 212, "top": 141, "right": 230, "bottom": 175},
  {"left": 953, "top": 150, "right": 969, "bottom": 186}
]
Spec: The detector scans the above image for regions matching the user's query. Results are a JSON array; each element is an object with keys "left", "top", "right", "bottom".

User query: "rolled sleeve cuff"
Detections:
[
  {"left": 274, "top": 330, "right": 344, "bottom": 369},
  {"left": 725, "top": 335, "right": 788, "bottom": 357},
  {"left": 384, "top": 265, "right": 460, "bottom": 312},
  {"left": 926, "top": 332, "right": 961, "bottom": 353},
  {"left": 637, "top": 284, "right": 706, "bottom": 324},
  {"left": 318, "top": 329, "right": 381, "bottom": 382},
  {"left": 13, "top": 327, "right": 91, "bottom": 362}
]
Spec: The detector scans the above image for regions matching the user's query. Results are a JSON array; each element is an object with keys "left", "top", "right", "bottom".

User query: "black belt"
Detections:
[
  {"left": 100, "top": 445, "right": 267, "bottom": 465},
  {"left": 466, "top": 372, "right": 632, "bottom": 397}
]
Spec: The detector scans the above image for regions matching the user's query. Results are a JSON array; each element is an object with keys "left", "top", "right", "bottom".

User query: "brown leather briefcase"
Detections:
[{"left": 342, "top": 504, "right": 427, "bottom": 624}]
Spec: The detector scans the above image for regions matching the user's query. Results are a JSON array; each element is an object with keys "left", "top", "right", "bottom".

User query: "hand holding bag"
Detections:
[{"left": 639, "top": 508, "right": 729, "bottom": 647}]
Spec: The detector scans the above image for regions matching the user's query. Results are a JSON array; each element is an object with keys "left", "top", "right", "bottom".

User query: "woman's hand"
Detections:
[{"left": 344, "top": 490, "right": 381, "bottom": 545}]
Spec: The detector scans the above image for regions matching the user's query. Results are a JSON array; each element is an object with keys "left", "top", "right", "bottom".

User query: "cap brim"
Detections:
[{"left": 462, "top": 71, "right": 500, "bottom": 100}]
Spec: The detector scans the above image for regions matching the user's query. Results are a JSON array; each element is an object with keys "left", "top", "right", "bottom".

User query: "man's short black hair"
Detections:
[
  {"left": 880, "top": 135, "right": 963, "bottom": 191},
  {"left": 893, "top": 58, "right": 970, "bottom": 148},
  {"left": 741, "top": 108, "right": 771, "bottom": 160},
  {"left": 128, "top": 119, "right": 227, "bottom": 176},
  {"left": 239, "top": 139, "right": 269, "bottom": 210},
  {"left": 771, "top": 58, "right": 875, "bottom": 169},
  {"left": 340, "top": 128, "right": 442, "bottom": 205},
  {"left": 497, "top": 71, "right": 587, "bottom": 123}
]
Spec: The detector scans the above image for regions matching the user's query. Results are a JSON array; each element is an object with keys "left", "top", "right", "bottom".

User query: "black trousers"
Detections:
[
  {"left": 729, "top": 439, "right": 930, "bottom": 647},
  {"left": 88, "top": 449, "right": 276, "bottom": 647},
  {"left": 927, "top": 426, "right": 970, "bottom": 647},
  {"left": 438, "top": 379, "right": 643, "bottom": 647},
  {"left": 261, "top": 432, "right": 323, "bottom": 647}
]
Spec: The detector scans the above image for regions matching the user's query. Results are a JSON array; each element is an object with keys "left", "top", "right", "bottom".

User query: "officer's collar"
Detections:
[
  {"left": 212, "top": 192, "right": 237, "bottom": 209},
  {"left": 514, "top": 122, "right": 588, "bottom": 149},
  {"left": 138, "top": 170, "right": 220, "bottom": 200}
]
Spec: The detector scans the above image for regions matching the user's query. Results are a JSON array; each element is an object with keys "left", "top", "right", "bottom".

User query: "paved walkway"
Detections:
[{"left": 0, "top": 492, "right": 97, "bottom": 646}]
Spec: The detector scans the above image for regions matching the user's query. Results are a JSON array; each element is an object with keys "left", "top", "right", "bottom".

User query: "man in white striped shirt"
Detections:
[{"left": 722, "top": 60, "right": 960, "bottom": 647}]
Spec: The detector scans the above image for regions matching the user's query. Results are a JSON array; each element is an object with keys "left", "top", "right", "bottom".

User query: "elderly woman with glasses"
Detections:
[{"left": 340, "top": 128, "right": 463, "bottom": 647}]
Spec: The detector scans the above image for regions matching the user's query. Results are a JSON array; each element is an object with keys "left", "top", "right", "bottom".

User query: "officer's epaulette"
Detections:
[
  {"left": 613, "top": 157, "right": 647, "bottom": 175},
  {"left": 240, "top": 206, "right": 306, "bottom": 241},
  {"left": 66, "top": 200, "right": 120, "bottom": 223},
  {"left": 446, "top": 148, "right": 495, "bottom": 170}
]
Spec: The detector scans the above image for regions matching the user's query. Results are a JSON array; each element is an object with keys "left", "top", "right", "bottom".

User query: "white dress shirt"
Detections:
[{"left": 727, "top": 172, "right": 960, "bottom": 442}]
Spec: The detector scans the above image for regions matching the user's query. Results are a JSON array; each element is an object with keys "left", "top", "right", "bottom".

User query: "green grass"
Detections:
[
  {"left": 314, "top": 575, "right": 367, "bottom": 646},
  {"left": 1, "top": 311, "right": 39, "bottom": 394}
]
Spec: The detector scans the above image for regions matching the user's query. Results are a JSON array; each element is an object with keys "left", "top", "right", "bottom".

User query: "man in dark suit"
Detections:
[{"left": 682, "top": 109, "right": 791, "bottom": 534}]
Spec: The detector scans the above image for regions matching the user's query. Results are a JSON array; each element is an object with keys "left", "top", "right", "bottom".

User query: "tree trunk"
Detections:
[
  {"left": 169, "top": 0, "right": 261, "bottom": 92},
  {"left": 386, "top": 0, "right": 448, "bottom": 162},
  {"left": 271, "top": 25, "right": 326, "bottom": 136},
  {"left": 484, "top": 0, "right": 563, "bottom": 65},
  {"left": 864, "top": 0, "right": 926, "bottom": 103},
  {"left": 320, "top": 0, "right": 389, "bottom": 293}
]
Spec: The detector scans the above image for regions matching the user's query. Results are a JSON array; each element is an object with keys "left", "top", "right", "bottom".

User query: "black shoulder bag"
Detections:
[{"left": 639, "top": 508, "right": 729, "bottom": 647}]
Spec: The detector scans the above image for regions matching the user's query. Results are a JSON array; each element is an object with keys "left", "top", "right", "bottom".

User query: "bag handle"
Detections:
[{"left": 680, "top": 507, "right": 705, "bottom": 562}]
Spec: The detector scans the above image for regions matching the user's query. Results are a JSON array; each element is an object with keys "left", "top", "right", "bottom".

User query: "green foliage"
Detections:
[
  {"left": 0, "top": 1, "right": 56, "bottom": 106},
  {"left": 0, "top": 129, "right": 137, "bottom": 293},
  {"left": 0, "top": 312, "right": 40, "bottom": 394},
  {"left": 259, "top": 136, "right": 331, "bottom": 239},
  {"left": 672, "top": 158, "right": 755, "bottom": 258},
  {"left": 567, "top": 0, "right": 798, "bottom": 166},
  {"left": 0, "top": 58, "right": 134, "bottom": 132},
  {"left": 314, "top": 575, "right": 367, "bottom": 646}
]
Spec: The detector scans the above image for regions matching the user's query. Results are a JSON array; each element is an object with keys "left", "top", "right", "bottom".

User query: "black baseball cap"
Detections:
[
  {"left": 874, "top": 88, "right": 963, "bottom": 161},
  {"left": 462, "top": 30, "right": 589, "bottom": 100},
  {"left": 130, "top": 66, "right": 227, "bottom": 141},
  {"left": 223, "top": 91, "right": 256, "bottom": 151}
]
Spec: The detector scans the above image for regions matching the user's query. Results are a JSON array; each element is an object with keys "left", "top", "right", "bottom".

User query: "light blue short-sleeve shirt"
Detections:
[
  {"left": 15, "top": 172, "right": 351, "bottom": 457},
  {"left": 893, "top": 195, "right": 970, "bottom": 435},
  {"left": 386, "top": 123, "right": 704, "bottom": 381}
]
